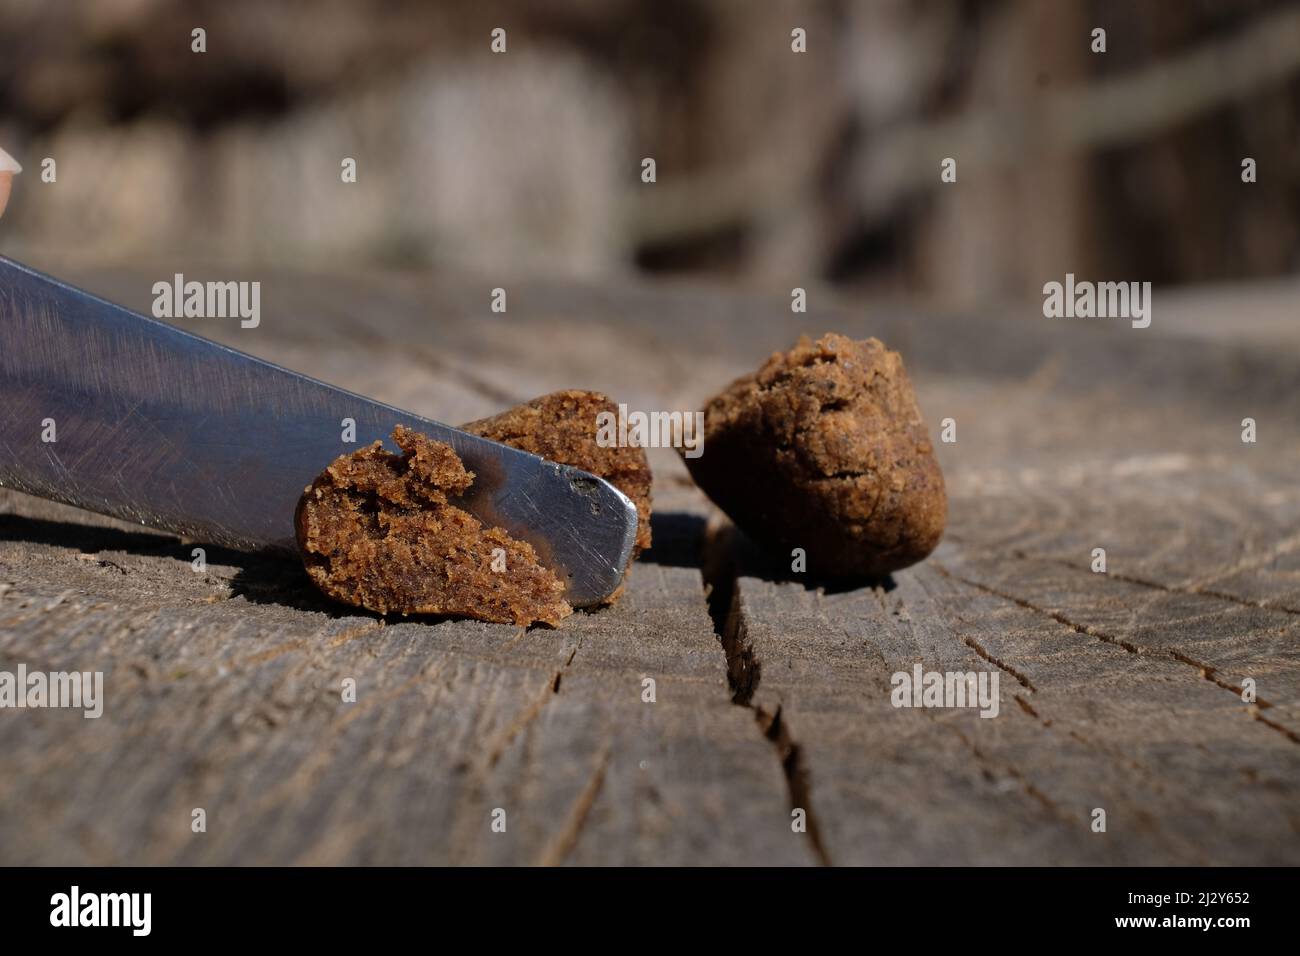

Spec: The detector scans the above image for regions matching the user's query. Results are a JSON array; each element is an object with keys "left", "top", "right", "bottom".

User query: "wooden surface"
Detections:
[{"left": 1, "top": 263, "right": 1298, "bottom": 865}]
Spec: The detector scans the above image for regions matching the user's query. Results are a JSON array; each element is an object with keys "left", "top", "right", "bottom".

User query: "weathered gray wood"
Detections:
[{"left": 1, "top": 261, "right": 1297, "bottom": 864}]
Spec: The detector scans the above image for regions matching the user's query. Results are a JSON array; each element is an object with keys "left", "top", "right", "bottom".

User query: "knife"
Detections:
[{"left": 0, "top": 256, "right": 638, "bottom": 607}]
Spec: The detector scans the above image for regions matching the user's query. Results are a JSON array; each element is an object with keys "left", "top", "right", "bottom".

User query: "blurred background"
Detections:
[{"left": 0, "top": 0, "right": 1298, "bottom": 307}]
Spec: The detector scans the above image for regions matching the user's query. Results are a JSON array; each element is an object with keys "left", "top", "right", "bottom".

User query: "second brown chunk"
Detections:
[
  {"left": 684, "top": 333, "right": 946, "bottom": 579},
  {"left": 463, "top": 389, "right": 653, "bottom": 557}
]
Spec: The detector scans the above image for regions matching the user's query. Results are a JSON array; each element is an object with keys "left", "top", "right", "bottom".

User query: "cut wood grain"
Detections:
[{"left": 1, "top": 261, "right": 1297, "bottom": 864}]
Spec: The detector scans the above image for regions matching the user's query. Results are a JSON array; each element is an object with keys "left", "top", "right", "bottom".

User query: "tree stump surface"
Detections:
[{"left": 1, "top": 265, "right": 1297, "bottom": 865}]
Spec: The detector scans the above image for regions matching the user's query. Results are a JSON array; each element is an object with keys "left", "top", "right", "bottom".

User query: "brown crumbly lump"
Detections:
[
  {"left": 462, "top": 390, "right": 653, "bottom": 556},
  {"left": 685, "top": 333, "right": 946, "bottom": 579},
  {"left": 295, "top": 425, "right": 571, "bottom": 626}
]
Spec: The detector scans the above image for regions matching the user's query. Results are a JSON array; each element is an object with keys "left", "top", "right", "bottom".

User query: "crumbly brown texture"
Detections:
[
  {"left": 295, "top": 425, "right": 571, "bottom": 626},
  {"left": 685, "top": 333, "right": 946, "bottom": 579},
  {"left": 462, "top": 390, "right": 653, "bottom": 556}
]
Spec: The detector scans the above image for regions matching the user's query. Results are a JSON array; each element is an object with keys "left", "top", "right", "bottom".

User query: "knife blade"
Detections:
[{"left": 0, "top": 256, "right": 638, "bottom": 607}]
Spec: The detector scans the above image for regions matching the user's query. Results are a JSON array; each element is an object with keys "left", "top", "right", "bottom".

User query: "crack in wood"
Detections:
[
  {"left": 942, "top": 570, "right": 1285, "bottom": 829},
  {"left": 1012, "top": 550, "right": 1300, "bottom": 618},
  {"left": 325, "top": 621, "right": 384, "bottom": 649},
  {"left": 700, "top": 519, "right": 831, "bottom": 865},
  {"left": 1184, "top": 530, "right": 1300, "bottom": 592},
  {"left": 754, "top": 703, "right": 832, "bottom": 866},
  {"left": 1249, "top": 707, "right": 1300, "bottom": 745},
  {"left": 947, "top": 534, "right": 1300, "bottom": 618},
  {"left": 945, "top": 721, "right": 1068, "bottom": 821},
  {"left": 701, "top": 521, "right": 759, "bottom": 706},
  {"left": 534, "top": 742, "right": 611, "bottom": 867},
  {"left": 1012, "top": 693, "right": 1178, "bottom": 803},
  {"left": 1013, "top": 694, "right": 1041, "bottom": 719},
  {"left": 962, "top": 634, "right": 1037, "bottom": 692},
  {"left": 481, "top": 641, "right": 581, "bottom": 771},
  {"left": 933, "top": 562, "right": 1300, "bottom": 746}
]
